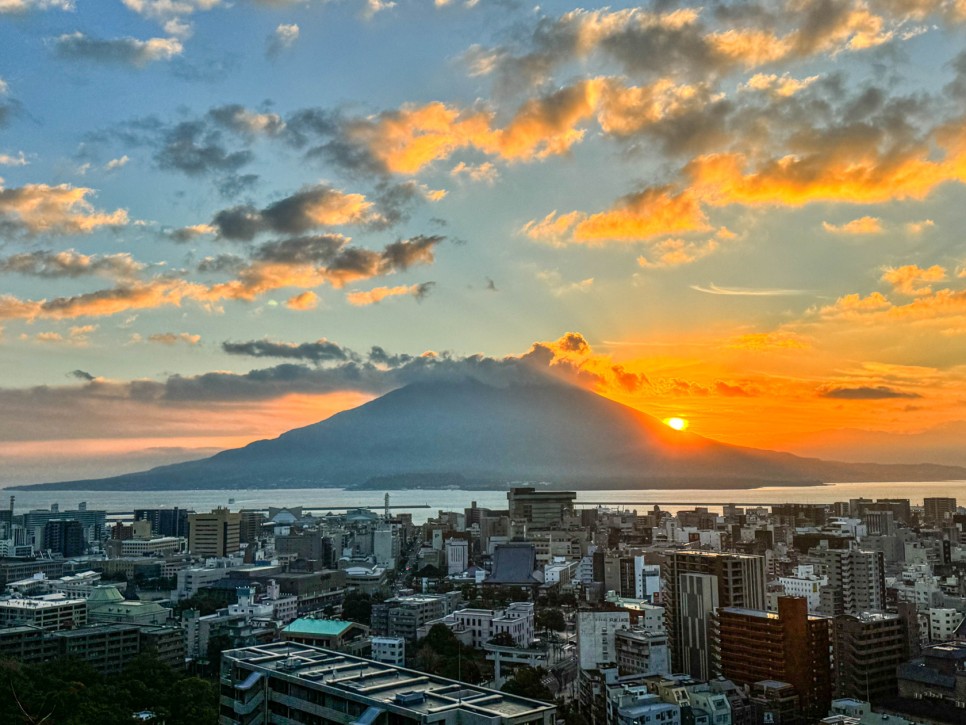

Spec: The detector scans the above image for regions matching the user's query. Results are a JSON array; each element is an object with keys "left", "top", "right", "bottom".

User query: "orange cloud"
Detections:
[
  {"left": 345, "top": 283, "right": 432, "bottom": 306},
  {"left": 573, "top": 187, "right": 710, "bottom": 243},
  {"left": 286, "top": 291, "right": 319, "bottom": 310},
  {"left": 822, "top": 216, "right": 883, "bottom": 235},
  {"left": 881, "top": 264, "right": 946, "bottom": 296},
  {"left": 0, "top": 181, "right": 128, "bottom": 235}
]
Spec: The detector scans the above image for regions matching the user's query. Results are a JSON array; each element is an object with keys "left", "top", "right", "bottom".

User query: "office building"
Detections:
[
  {"left": 219, "top": 643, "right": 556, "bottom": 725},
  {"left": 577, "top": 610, "right": 630, "bottom": 670},
  {"left": 0, "top": 594, "right": 87, "bottom": 631},
  {"left": 614, "top": 628, "right": 670, "bottom": 677},
  {"left": 712, "top": 597, "right": 832, "bottom": 722},
  {"left": 923, "top": 497, "right": 957, "bottom": 526},
  {"left": 371, "top": 636, "right": 406, "bottom": 666},
  {"left": 135, "top": 508, "right": 190, "bottom": 538},
  {"left": 507, "top": 487, "right": 576, "bottom": 528},
  {"left": 188, "top": 507, "right": 241, "bottom": 558}
]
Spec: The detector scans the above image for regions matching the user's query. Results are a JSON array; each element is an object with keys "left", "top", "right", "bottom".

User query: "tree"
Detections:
[
  {"left": 413, "top": 625, "right": 488, "bottom": 683},
  {"left": 536, "top": 608, "right": 566, "bottom": 632},
  {"left": 342, "top": 591, "right": 373, "bottom": 625},
  {"left": 501, "top": 667, "right": 554, "bottom": 703}
]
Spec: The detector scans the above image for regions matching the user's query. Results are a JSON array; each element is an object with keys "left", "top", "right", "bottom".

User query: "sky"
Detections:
[{"left": 2, "top": 0, "right": 966, "bottom": 484}]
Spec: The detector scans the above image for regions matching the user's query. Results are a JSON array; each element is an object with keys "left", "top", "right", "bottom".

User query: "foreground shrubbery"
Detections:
[{"left": 0, "top": 654, "right": 218, "bottom": 724}]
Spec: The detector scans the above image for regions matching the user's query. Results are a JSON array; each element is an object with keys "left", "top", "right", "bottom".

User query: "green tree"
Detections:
[
  {"left": 342, "top": 591, "right": 373, "bottom": 625},
  {"left": 501, "top": 667, "right": 555, "bottom": 703},
  {"left": 535, "top": 608, "right": 566, "bottom": 632}
]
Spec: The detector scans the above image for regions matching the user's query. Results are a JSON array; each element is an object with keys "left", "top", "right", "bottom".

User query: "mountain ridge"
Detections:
[{"left": 11, "top": 379, "right": 966, "bottom": 491}]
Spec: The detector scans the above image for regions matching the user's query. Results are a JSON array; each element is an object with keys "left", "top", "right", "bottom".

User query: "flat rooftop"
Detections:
[{"left": 224, "top": 642, "right": 554, "bottom": 719}]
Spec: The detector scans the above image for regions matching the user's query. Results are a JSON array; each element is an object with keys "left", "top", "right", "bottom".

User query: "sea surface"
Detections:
[{"left": 2, "top": 480, "right": 965, "bottom": 524}]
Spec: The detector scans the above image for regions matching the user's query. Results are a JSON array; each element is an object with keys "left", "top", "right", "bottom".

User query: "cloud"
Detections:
[
  {"left": 69, "top": 369, "right": 95, "bottom": 381},
  {"left": 208, "top": 104, "right": 285, "bottom": 137},
  {"left": 740, "top": 73, "right": 820, "bottom": 97},
  {"left": 526, "top": 187, "right": 710, "bottom": 245},
  {"left": 906, "top": 219, "right": 934, "bottom": 235},
  {"left": 104, "top": 155, "right": 129, "bottom": 171},
  {"left": 636, "top": 237, "right": 719, "bottom": 268},
  {"left": 881, "top": 264, "right": 946, "bottom": 296},
  {"left": 210, "top": 185, "right": 379, "bottom": 240},
  {"left": 0, "top": 181, "right": 129, "bottom": 236},
  {"left": 156, "top": 120, "right": 253, "bottom": 176},
  {"left": 221, "top": 338, "right": 359, "bottom": 364},
  {"left": 727, "top": 331, "right": 810, "bottom": 351},
  {"left": 0, "top": 151, "right": 28, "bottom": 166},
  {"left": 690, "top": 283, "right": 807, "bottom": 296},
  {"left": 822, "top": 216, "right": 883, "bottom": 235},
  {"left": 345, "top": 281, "right": 434, "bottom": 306},
  {"left": 0, "top": 250, "right": 144, "bottom": 281},
  {"left": 267, "top": 23, "right": 299, "bottom": 58},
  {"left": 451, "top": 161, "right": 498, "bottom": 184},
  {"left": 120, "top": 0, "right": 222, "bottom": 37},
  {"left": 536, "top": 270, "right": 594, "bottom": 296},
  {"left": 148, "top": 332, "right": 201, "bottom": 345},
  {"left": 0, "top": 0, "right": 73, "bottom": 13},
  {"left": 818, "top": 385, "right": 922, "bottom": 399},
  {"left": 286, "top": 291, "right": 318, "bottom": 310},
  {"left": 53, "top": 32, "right": 183, "bottom": 67}
]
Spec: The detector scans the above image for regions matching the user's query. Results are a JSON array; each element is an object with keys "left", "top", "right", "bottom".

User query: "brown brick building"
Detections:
[{"left": 711, "top": 596, "right": 832, "bottom": 722}]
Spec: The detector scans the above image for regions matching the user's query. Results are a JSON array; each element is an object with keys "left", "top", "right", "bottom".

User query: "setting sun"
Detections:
[{"left": 664, "top": 417, "right": 689, "bottom": 431}]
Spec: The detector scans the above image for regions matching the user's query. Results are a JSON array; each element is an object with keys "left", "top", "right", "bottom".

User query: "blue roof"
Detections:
[{"left": 283, "top": 618, "right": 354, "bottom": 637}]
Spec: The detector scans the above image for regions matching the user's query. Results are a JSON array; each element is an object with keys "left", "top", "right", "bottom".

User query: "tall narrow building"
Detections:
[{"left": 662, "top": 550, "right": 766, "bottom": 673}]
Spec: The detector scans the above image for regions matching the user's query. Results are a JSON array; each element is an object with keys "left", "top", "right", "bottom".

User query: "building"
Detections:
[
  {"left": 42, "top": 519, "right": 85, "bottom": 557},
  {"left": 897, "top": 641, "right": 966, "bottom": 709},
  {"left": 777, "top": 565, "right": 826, "bottom": 613},
  {"left": 109, "top": 535, "right": 186, "bottom": 558},
  {"left": 614, "top": 628, "right": 670, "bottom": 677},
  {"left": 219, "top": 642, "right": 556, "bottom": 725},
  {"left": 371, "top": 635, "right": 406, "bottom": 666},
  {"left": 445, "top": 538, "right": 468, "bottom": 576},
  {"left": 578, "top": 610, "right": 631, "bottom": 670},
  {"left": 507, "top": 487, "right": 576, "bottom": 528},
  {"left": 662, "top": 551, "right": 766, "bottom": 673},
  {"left": 280, "top": 618, "right": 371, "bottom": 655},
  {"left": 135, "top": 508, "right": 190, "bottom": 538},
  {"left": 53, "top": 624, "right": 141, "bottom": 674},
  {"left": 371, "top": 593, "right": 461, "bottom": 642},
  {"left": 0, "top": 594, "right": 87, "bottom": 631},
  {"left": 447, "top": 601, "right": 534, "bottom": 648},
  {"left": 928, "top": 607, "right": 965, "bottom": 642},
  {"left": 677, "top": 572, "right": 719, "bottom": 681},
  {"left": 711, "top": 597, "right": 832, "bottom": 722},
  {"left": 188, "top": 507, "right": 241, "bottom": 558},
  {"left": 86, "top": 584, "right": 170, "bottom": 626},
  {"left": 923, "top": 497, "right": 957, "bottom": 526},
  {"left": 815, "top": 547, "right": 885, "bottom": 617},
  {"left": 833, "top": 612, "right": 908, "bottom": 702}
]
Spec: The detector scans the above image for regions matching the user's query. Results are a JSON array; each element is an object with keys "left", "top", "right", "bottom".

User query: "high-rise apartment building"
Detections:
[
  {"left": 187, "top": 507, "right": 240, "bottom": 558},
  {"left": 678, "top": 573, "right": 719, "bottom": 680},
  {"left": 662, "top": 550, "right": 766, "bottom": 672},
  {"left": 815, "top": 546, "right": 885, "bottom": 616},
  {"left": 833, "top": 612, "right": 908, "bottom": 702},
  {"left": 42, "top": 519, "right": 85, "bottom": 557},
  {"left": 711, "top": 596, "right": 832, "bottom": 722}
]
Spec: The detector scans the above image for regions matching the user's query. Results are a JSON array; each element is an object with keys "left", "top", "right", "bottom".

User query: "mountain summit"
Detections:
[{"left": 14, "top": 379, "right": 966, "bottom": 491}]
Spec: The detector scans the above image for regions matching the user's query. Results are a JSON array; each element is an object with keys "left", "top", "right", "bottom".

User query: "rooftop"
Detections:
[
  {"left": 224, "top": 642, "right": 554, "bottom": 719},
  {"left": 283, "top": 618, "right": 355, "bottom": 637}
]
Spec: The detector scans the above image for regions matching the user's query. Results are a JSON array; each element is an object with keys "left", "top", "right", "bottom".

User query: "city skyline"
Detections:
[{"left": 3, "top": 1, "right": 966, "bottom": 483}]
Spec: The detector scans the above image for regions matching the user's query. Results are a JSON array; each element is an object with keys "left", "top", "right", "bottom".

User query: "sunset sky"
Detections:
[{"left": 2, "top": 0, "right": 966, "bottom": 484}]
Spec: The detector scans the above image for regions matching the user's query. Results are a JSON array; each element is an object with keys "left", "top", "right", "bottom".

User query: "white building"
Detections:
[
  {"left": 174, "top": 562, "right": 235, "bottom": 601},
  {"left": 373, "top": 526, "right": 397, "bottom": 570},
  {"left": 450, "top": 601, "right": 535, "bottom": 648},
  {"left": 634, "top": 558, "right": 661, "bottom": 601},
  {"left": 778, "top": 565, "right": 827, "bottom": 613},
  {"left": 577, "top": 610, "right": 631, "bottom": 670},
  {"left": 928, "top": 608, "right": 965, "bottom": 642},
  {"left": 446, "top": 539, "right": 469, "bottom": 576},
  {"left": 371, "top": 636, "right": 406, "bottom": 666}
]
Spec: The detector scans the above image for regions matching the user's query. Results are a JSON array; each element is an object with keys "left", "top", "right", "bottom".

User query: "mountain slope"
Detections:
[{"left": 13, "top": 379, "right": 966, "bottom": 490}]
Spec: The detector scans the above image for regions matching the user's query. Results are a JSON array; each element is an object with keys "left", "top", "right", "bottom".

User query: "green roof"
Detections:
[{"left": 283, "top": 618, "right": 354, "bottom": 637}]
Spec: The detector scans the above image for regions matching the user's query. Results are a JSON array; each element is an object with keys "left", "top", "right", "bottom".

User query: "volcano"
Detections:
[{"left": 14, "top": 379, "right": 966, "bottom": 491}]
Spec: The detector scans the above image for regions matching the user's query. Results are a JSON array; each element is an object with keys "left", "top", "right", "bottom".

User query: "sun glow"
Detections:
[{"left": 664, "top": 417, "right": 689, "bottom": 431}]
